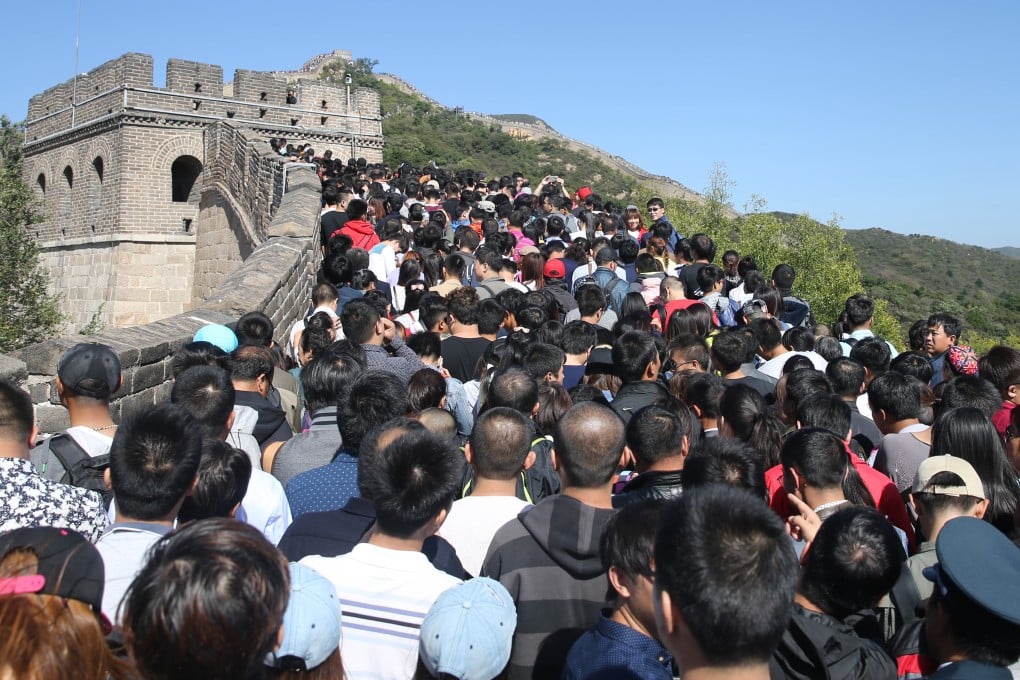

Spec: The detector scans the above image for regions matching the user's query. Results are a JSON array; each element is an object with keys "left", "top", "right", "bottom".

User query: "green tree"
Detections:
[{"left": 0, "top": 115, "right": 62, "bottom": 352}]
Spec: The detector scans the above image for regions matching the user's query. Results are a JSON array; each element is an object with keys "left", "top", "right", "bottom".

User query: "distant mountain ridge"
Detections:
[{"left": 994, "top": 246, "right": 1020, "bottom": 259}]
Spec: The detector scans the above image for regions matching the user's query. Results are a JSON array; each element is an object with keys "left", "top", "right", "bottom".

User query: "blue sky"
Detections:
[{"left": 4, "top": 1, "right": 1017, "bottom": 248}]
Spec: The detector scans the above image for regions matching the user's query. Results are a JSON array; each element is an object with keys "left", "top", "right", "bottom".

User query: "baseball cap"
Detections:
[
  {"left": 544, "top": 259, "right": 566, "bottom": 279},
  {"left": 57, "top": 342, "right": 121, "bottom": 399},
  {"left": 576, "top": 186, "right": 593, "bottom": 201},
  {"left": 0, "top": 526, "right": 111, "bottom": 633},
  {"left": 268, "top": 563, "right": 342, "bottom": 672},
  {"left": 476, "top": 200, "right": 496, "bottom": 214},
  {"left": 923, "top": 516, "right": 1020, "bottom": 626},
  {"left": 912, "top": 455, "right": 986, "bottom": 499},
  {"left": 594, "top": 248, "right": 620, "bottom": 265},
  {"left": 194, "top": 324, "right": 239, "bottom": 353},
  {"left": 742, "top": 299, "right": 769, "bottom": 319},
  {"left": 518, "top": 245, "right": 540, "bottom": 257},
  {"left": 419, "top": 578, "right": 517, "bottom": 680}
]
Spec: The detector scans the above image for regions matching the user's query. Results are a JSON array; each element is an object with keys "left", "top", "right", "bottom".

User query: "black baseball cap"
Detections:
[{"left": 57, "top": 343, "right": 121, "bottom": 399}]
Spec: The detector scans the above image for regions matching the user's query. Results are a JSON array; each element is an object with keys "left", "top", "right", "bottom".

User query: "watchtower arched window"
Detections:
[
  {"left": 36, "top": 173, "right": 46, "bottom": 195},
  {"left": 89, "top": 157, "right": 104, "bottom": 213},
  {"left": 171, "top": 155, "right": 202, "bottom": 203},
  {"left": 63, "top": 165, "right": 73, "bottom": 188}
]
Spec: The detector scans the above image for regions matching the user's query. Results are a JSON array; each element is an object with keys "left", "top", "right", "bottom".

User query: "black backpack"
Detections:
[
  {"left": 573, "top": 273, "right": 625, "bottom": 312},
  {"left": 48, "top": 434, "right": 113, "bottom": 509}
]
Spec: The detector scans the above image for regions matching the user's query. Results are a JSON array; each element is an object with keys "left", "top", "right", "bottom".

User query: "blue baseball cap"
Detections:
[
  {"left": 419, "top": 578, "right": 517, "bottom": 680},
  {"left": 267, "top": 563, "right": 341, "bottom": 672},
  {"left": 193, "top": 324, "right": 238, "bottom": 353}
]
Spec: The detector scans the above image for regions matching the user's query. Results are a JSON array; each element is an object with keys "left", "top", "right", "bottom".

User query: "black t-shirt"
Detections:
[
  {"left": 319, "top": 210, "right": 348, "bottom": 247},
  {"left": 441, "top": 336, "right": 492, "bottom": 383},
  {"left": 681, "top": 262, "right": 706, "bottom": 299}
]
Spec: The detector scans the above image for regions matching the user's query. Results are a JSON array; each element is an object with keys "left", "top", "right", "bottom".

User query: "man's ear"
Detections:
[
  {"left": 620, "top": 446, "right": 635, "bottom": 471},
  {"left": 463, "top": 442, "right": 474, "bottom": 465},
  {"left": 607, "top": 565, "right": 632, "bottom": 600},
  {"left": 186, "top": 475, "right": 199, "bottom": 497},
  {"left": 973, "top": 498, "right": 989, "bottom": 519},
  {"left": 522, "top": 450, "right": 536, "bottom": 471},
  {"left": 28, "top": 425, "right": 38, "bottom": 449},
  {"left": 550, "top": 447, "right": 559, "bottom": 472},
  {"left": 679, "top": 435, "right": 690, "bottom": 460},
  {"left": 691, "top": 404, "right": 704, "bottom": 418},
  {"left": 103, "top": 467, "right": 113, "bottom": 491},
  {"left": 656, "top": 588, "right": 677, "bottom": 637},
  {"left": 432, "top": 506, "right": 448, "bottom": 532},
  {"left": 844, "top": 428, "right": 852, "bottom": 444}
]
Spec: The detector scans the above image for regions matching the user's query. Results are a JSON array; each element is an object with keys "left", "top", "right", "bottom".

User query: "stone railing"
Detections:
[{"left": 0, "top": 165, "right": 322, "bottom": 434}]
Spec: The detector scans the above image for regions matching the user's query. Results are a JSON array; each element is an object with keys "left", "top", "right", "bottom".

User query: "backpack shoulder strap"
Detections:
[{"left": 47, "top": 433, "right": 91, "bottom": 485}]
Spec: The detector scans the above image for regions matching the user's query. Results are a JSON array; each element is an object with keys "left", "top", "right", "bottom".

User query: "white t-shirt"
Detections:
[
  {"left": 301, "top": 543, "right": 461, "bottom": 680},
  {"left": 758, "top": 351, "right": 829, "bottom": 380},
  {"left": 237, "top": 469, "right": 292, "bottom": 546},
  {"left": 439, "top": 495, "right": 531, "bottom": 577},
  {"left": 95, "top": 524, "right": 171, "bottom": 624}
]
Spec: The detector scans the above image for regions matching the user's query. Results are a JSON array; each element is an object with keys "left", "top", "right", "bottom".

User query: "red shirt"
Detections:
[{"left": 992, "top": 400, "right": 1015, "bottom": 438}]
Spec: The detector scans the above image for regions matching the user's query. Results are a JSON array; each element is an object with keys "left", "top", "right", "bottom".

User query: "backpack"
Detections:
[
  {"left": 48, "top": 433, "right": 113, "bottom": 509},
  {"left": 781, "top": 295, "right": 815, "bottom": 328},
  {"left": 840, "top": 336, "right": 859, "bottom": 352},
  {"left": 573, "top": 273, "right": 626, "bottom": 312}
]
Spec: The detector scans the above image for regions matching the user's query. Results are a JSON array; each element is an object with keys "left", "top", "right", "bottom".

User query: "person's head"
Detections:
[
  {"left": 601, "top": 499, "right": 662, "bottom": 633},
  {"left": 778, "top": 368, "right": 830, "bottom": 425},
  {"left": 553, "top": 402, "right": 626, "bottom": 489},
  {"left": 122, "top": 519, "right": 289, "bottom": 680},
  {"left": 346, "top": 198, "right": 368, "bottom": 220},
  {"left": 654, "top": 484, "right": 798, "bottom": 669},
  {"left": 468, "top": 407, "right": 535, "bottom": 481},
  {"left": 796, "top": 394, "right": 852, "bottom": 440},
  {"left": 710, "top": 331, "right": 751, "bottom": 374},
  {"left": 170, "top": 365, "right": 235, "bottom": 440},
  {"left": 446, "top": 286, "right": 480, "bottom": 327},
  {"left": 170, "top": 341, "right": 230, "bottom": 378},
  {"left": 535, "top": 381, "right": 572, "bottom": 437},
  {"left": 770, "top": 264, "right": 796, "bottom": 292},
  {"left": 560, "top": 320, "right": 597, "bottom": 359},
  {"left": 230, "top": 345, "right": 276, "bottom": 397},
  {"left": 177, "top": 440, "right": 251, "bottom": 522},
  {"left": 108, "top": 403, "right": 202, "bottom": 522},
  {"left": 358, "top": 425, "right": 462, "bottom": 539},
  {"left": 936, "top": 375, "right": 1002, "bottom": 419},
  {"left": 680, "top": 372, "right": 725, "bottom": 427},
  {"left": 0, "top": 378, "right": 35, "bottom": 449},
  {"left": 340, "top": 298, "right": 382, "bottom": 345},
  {"left": 626, "top": 405, "right": 693, "bottom": 472},
  {"left": 665, "top": 334, "right": 712, "bottom": 376},
  {"left": 978, "top": 345, "right": 1020, "bottom": 402},
  {"left": 889, "top": 350, "right": 935, "bottom": 384},
  {"left": 718, "top": 384, "right": 785, "bottom": 469},
  {"left": 689, "top": 233, "right": 716, "bottom": 262},
  {"left": 923, "top": 516, "right": 1020, "bottom": 667},
  {"left": 613, "top": 331, "right": 659, "bottom": 384},
  {"left": 910, "top": 455, "right": 988, "bottom": 537},
  {"left": 696, "top": 264, "right": 725, "bottom": 295},
  {"left": 780, "top": 427, "right": 873, "bottom": 507},
  {"left": 867, "top": 370, "right": 922, "bottom": 429},
  {"left": 842, "top": 294, "right": 875, "bottom": 329},
  {"left": 0, "top": 526, "right": 128, "bottom": 680},
  {"left": 524, "top": 343, "right": 565, "bottom": 383},
  {"left": 825, "top": 357, "right": 866, "bottom": 400},
  {"left": 338, "top": 371, "right": 409, "bottom": 456},
  {"left": 681, "top": 438, "right": 767, "bottom": 500},
  {"left": 849, "top": 336, "right": 892, "bottom": 378},
  {"left": 56, "top": 342, "right": 122, "bottom": 404},
  {"left": 235, "top": 311, "right": 275, "bottom": 347},
  {"left": 749, "top": 317, "right": 782, "bottom": 354},
  {"left": 799, "top": 505, "right": 904, "bottom": 620},
  {"left": 301, "top": 346, "right": 365, "bottom": 414},
  {"left": 574, "top": 284, "right": 608, "bottom": 318},
  {"left": 926, "top": 312, "right": 962, "bottom": 356},
  {"left": 486, "top": 367, "right": 539, "bottom": 415},
  {"left": 407, "top": 368, "right": 447, "bottom": 414}
]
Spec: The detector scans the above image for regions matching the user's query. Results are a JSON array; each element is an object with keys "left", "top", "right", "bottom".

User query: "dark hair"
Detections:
[
  {"left": 235, "top": 311, "right": 274, "bottom": 347},
  {"left": 654, "top": 484, "right": 798, "bottom": 665},
  {"left": 534, "top": 382, "right": 572, "bottom": 437},
  {"left": 533, "top": 319, "right": 564, "bottom": 348},
  {"left": 560, "top": 321, "right": 597, "bottom": 356},
  {"left": 170, "top": 341, "right": 230, "bottom": 378},
  {"left": 407, "top": 368, "right": 447, "bottom": 413},
  {"left": 680, "top": 372, "right": 725, "bottom": 420},
  {"left": 613, "top": 331, "right": 658, "bottom": 384},
  {"left": 406, "top": 331, "right": 442, "bottom": 360},
  {"left": 782, "top": 327, "right": 815, "bottom": 352},
  {"left": 359, "top": 427, "right": 462, "bottom": 538},
  {"left": 937, "top": 375, "right": 1004, "bottom": 420},
  {"left": 889, "top": 351, "right": 934, "bottom": 383},
  {"left": 814, "top": 336, "right": 843, "bottom": 363},
  {"left": 927, "top": 312, "right": 963, "bottom": 340},
  {"left": 626, "top": 405, "right": 691, "bottom": 467},
  {"left": 780, "top": 369, "right": 830, "bottom": 422},
  {"left": 780, "top": 428, "right": 873, "bottom": 507},
  {"left": 978, "top": 345, "right": 1020, "bottom": 395},
  {"left": 486, "top": 367, "right": 539, "bottom": 414},
  {"left": 600, "top": 499, "right": 662, "bottom": 599},
  {"left": 122, "top": 519, "right": 289, "bottom": 680},
  {"left": 524, "top": 343, "right": 566, "bottom": 382},
  {"left": 689, "top": 233, "right": 717, "bottom": 261},
  {"left": 749, "top": 317, "right": 782, "bottom": 351},
  {"left": 719, "top": 384, "right": 785, "bottom": 468},
  {"left": 781, "top": 354, "right": 815, "bottom": 375},
  {"left": 930, "top": 562, "right": 1020, "bottom": 666},
  {"left": 178, "top": 440, "right": 251, "bottom": 522},
  {"left": 849, "top": 337, "right": 892, "bottom": 375},
  {"left": 338, "top": 371, "right": 409, "bottom": 456},
  {"left": 447, "top": 286, "right": 480, "bottom": 326},
  {"left": 867, "top": 371, "right": 921, "bottom": 421},
  {"left": 229, "top": 345, "right": 275, "bottom": 382},
  {"left": 800, "top": 506, "right": 904, "bottom": 620},
  {"left": 469, "top": 407, "right": 534, "bottom": 480},
  {"left": 575, "top": 284, "right": 607, "bottom": 317},
  {"left": 825, "top": 358, "right": 866, "bottom": 399},
  {"left": 930, "top": 407, "right": 1019, "bottom": 534},
  {"left": 797, "top": 394, "right": 852, "bottom": 438},
  {"left": 301, "top": 345, "right": 364, "bottom": 413},
  {"left": 340, "top": 298, "right": 380, "bottom": 344},
  {"left": 553, "top": 402, "right": 626, "bottom": 488},
  {"left": 667, "top": 334, "right": 712, "bottom": 375},
  {"left": 476, "top": 298, "right": 506, "bottom": 336},
  {"left": 300, "top": 312, "right": 334, "bottom": 361},
  {"left": 0, "top": 379, "right": 33, "bottom": 442},
  {"left": 170, "top": 365, "right": 235, "bottom": 439},
  {"left": 710, "top": 332, "right": 751, "bottom": 374},
  {"left": 108, "top": 404, "right": 202, "bottom": 521},
  {"left": 346, "top": 198, "right": 368, "bottom": 220},
  {"left": 682, "top": 437, "right": 767, "bottom": 500},
  {"left": 696, "top": 264, "right": 725, "bottom": 294},
  {"left": 843, "top": 294, "right": 875, "bottom": 327}
]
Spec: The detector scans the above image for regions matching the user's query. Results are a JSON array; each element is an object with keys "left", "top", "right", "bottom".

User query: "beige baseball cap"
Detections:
[{"left": 912, "top": 455, "right": 986, "bottom": 499}]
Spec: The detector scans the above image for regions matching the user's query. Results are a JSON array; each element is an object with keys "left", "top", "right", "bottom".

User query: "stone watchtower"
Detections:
[{"left": 22, "top": 52, "right": 383, "bottom": 330}]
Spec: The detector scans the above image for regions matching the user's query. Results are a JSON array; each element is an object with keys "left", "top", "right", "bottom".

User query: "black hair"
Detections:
[
  {"left": 978, "top": 345, "right": 1020, "bottom": 395},
  {"left": 300, "top": 312, "right": 334, "bottom": 360},
  {"left": 338, "top": 371, "right": 409, "bottom": 456},
  {"left": 825, "top": 358, "right": 866, "bottom": 399},
  {"left": 613, "top": 331, "right": 658, "bottom": 384},
  {"left": 447, "top": 286, "right": 480, "bottom": 326},
  {"left": 301, "top": 349, "right": 364, "bottom": 413},
  {"left": 843, "top": 294, "right": 875, "bottom": 327},
  {"left": 750, "top": 317, "right": 782, "bottom": 351},
  {"left": 170, "top": 366, "right": 235, "bottom": 440},
  {"left": 626, "top": 405, "right": 690, "bottom": 467},
  {"left": 469, "top": 407, "right": 534, "bottom": 480},
  {"left": 799, "top": 505, "right": 904, "bottom": 620},
  {"left": 486, "top": 367, "right": 539, "bottom": 415},
  {"left": 696, "top": 264, "right": 725, "bottom": 293},
  {"left": 553, "top": 402, "right": 626, "bottom": 488},
  {"left": 682, "top": 437, "right": 767, "bottom": 500},
  {"left": 340, "top": 298, "right": 380, "bottom": 345},
  {"left": 937, "top": 375, "right": 1003, "bottom": 419},
  {"left": 560, "top": 321, "right": 597, "bottom": 355},
  {"left": 0, "top": 379, "right": 33, "bottom": 442},
  {"left": 567, "top": 382, "right": 612, "bottom": 407},
  {"left": 229, "top": 345, "right": 275, "bottom": 382},
  {"left": 781, "top": 354, "right": 815, "bottom": 375},
  {"left": 780, "top": 428, "right": 874, "bottom": 507},
  {"left": 234, "top": 311, "right": 274, "bottom": 347},
  {"left": 654, "top": 484, "right": 798, "bottom": 666},
  {"left": 681, "top": 372, "right": 725, "bottom": 420},
  {"left": 719, "top": 384, "right": 785, "bottom": 468},
  {"left": 689, "top": 233, "right": 717, "bottom": 261},
  {"left": 600, "top": 498, "right": 662, "bottom": 597},
  {"left": 782, "top": 327, "right": 815, "bottom": 352},
  {"left": 931, "top": 562, "right": 1020, "bottom": 666},
  {"left": 783, "top": 369, "right": 831, "bottom": 417},
  {"left": 849, "top": 337, "right": 892, "bottom": 375},
  {"left": 346, "top": 198, "right": 368, "bottom": 220},
  {"left": 170, "top": 341, "right": 230, "bottom": 378},
  {"left": 814, "top": 336, "right": 843, "bottom": 363},
  {"left": 867, "top": 371, "right": 921, "bottom": 421},
  {"left": 177, "top": 440, "right": 251, "bottom": 522},
  {"left": 797, "top": 394, "right": 852, "bottom": 438},
  {"left": 574, "top": 284, "right": 608, "bottom": 317},
  {"left": 710, "top": 331, "right": 751, "bottom": 374},
  {"left": 108, "top": 403, "right": 203, "bottom": 520},
  {"left": 407, "top": 368, "right": 447, "bottom": 413},
  {"left": 927, "top": 312, "right": 963, "bottom": 340},
  {"left": 476, "top": 299, "right": 506, "bottom": 336},
  {"left": 359, "top": 427, "right": 462, "bottom": 538},
  {"left": 524, "top": 343, "right": 565, "bottom": 382},
  {"left": 407, "top": 331, "right": 442, "bottom": 360},
  {"left": 534, "top": 382, "right": 572, "bottom": 438}
]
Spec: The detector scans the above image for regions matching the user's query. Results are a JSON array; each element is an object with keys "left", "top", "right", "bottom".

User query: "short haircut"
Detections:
[
  {"left": 867, "top": 371, "right": 921, "bottom": 421},
  {"left": 682, "top": 437, "right": 767, "bottom": 499},
  {"left": 469, "top": 407, "right": 534, "bottom": 480},
  {"left": 407, "top": 368, "right": 447, "bottom": 413},
  {"left": 474, "top": 245, "right": 503, "bottom": 272},
  {"left": 108, "top": 403, "right": 202, "bottom": 521},
  {"left": 443, "top": 253, "right": 466, "bottom": 278},
  {"left": 346, "top": 198, "right": 368, "bottom": 220},
  {"left": 978, "top": 345, "right": 1020, "bottom": 395},
  {"left": 750, "top": 318, "right": 782, "bottom": 351},
  {"left": 654, "top": 484, "right": 798, "bottom": 666},
  {"left": 560, "top": 321, "right": 597, "bottom": 355},
  {"left": 170, "top": 365, "right": 235, "bottom": 439},
  {"left": 0, "top": 379, "right": 33, "bottom": 442},
  {"left": 487, "top": 368, "right": 539, "bottom": 414},
  {"left": 843, "top": 294, "right": 875, "bottom": 326},
  {"left": 177, "top": 440, "right": 251, "bottom": 522},
  {"left": 889, "top": 351, "right": 934, "bottom": 383},
  {"left": 359, "top": 427, "right": 462, "bottom": 538},
  {"left": 696, "top": 264, "right": 725, "bottom": 293},
  {"left": 170, "top": 341, "right": 230, "bottom": 378},
  {"left": 849, "top": 337, "right": 892, "bottom": 375},
  {"left": 553, "top": 402, "right": 625, "bottom": 488},
  {"left": 626, "top": 405, "right": 689, "bottom": 466},
  {"left": 476, "top": 299, "right": 506, "bottom": 335},
  {"left": 122, "top": 519, "right": 288, "bottom": 680},
  {"left": 601, "top": 498, "right": 662, "bottom": 588},
  {"left": 575, "top": 284, "right": 607, "bottom": 316},
  {"left": 711, "top": 332, "right": 751, "bottom": 374},
  {"left": 783, "top": 369, "right": 831, "bottom": 414},
  {"left": 613, "top": 331, "right": 658, "bottom": 384},
  {"left": 447, "top": 286, "right": 480, "bottom": 325},
  {"left": 680, "top": 372, "right": 725, "bottom": 419},
  {"left": 234, "top": 311, "right": 274, "bottom": 347},
  {"left": 668, "top": 334, "right": 712, "bottom": 373},
  {"left": 689, "top": 233, "right": 717, "bottom": 261},
  {"left": 780, "top": 428, "right": 872, "bottom": 508},
  {"left": 338, "top": 371, "right": 409, "bottom": 456},
  {"left": 938, "top": 376, "right": 1002, "bottom": 419},
  {"left": 911, "top": 471, "right": 984, "bottom": 518},
  {"left": 229, "top": 345, "right": 275, "bottom": 382},
  {"left": 797, "top": 394, "right": 852, "bottom": 437},
  {"left": 927, "top": 312, "right": 963, "bottom": 340},
  {"left": 407, "top": 331, "right": 442, "bottom": 360},
  {"left": 340, "top": 298, "right": 380, "bottom": 345},
  {"left": 525, "top": 343, "right": 565, "bottom": 381},
  {"left": 799, "top": 505, "right": 904, "bottom": 619},
  {"left": 302, "top": 344, "right": 366, "bottom": 413},
  {"left": 825, "top": 358, "right": 866, "bottom": 399}
]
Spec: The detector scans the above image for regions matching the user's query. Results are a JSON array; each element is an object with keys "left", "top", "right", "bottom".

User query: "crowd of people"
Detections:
[{"left": 2, "top": 160, "right": 1020, "bottom": 680}]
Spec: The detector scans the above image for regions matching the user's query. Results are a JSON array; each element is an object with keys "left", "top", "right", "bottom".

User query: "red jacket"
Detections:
[{"left": 333, "top": 219, "right": 379, "bottom": 250}]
